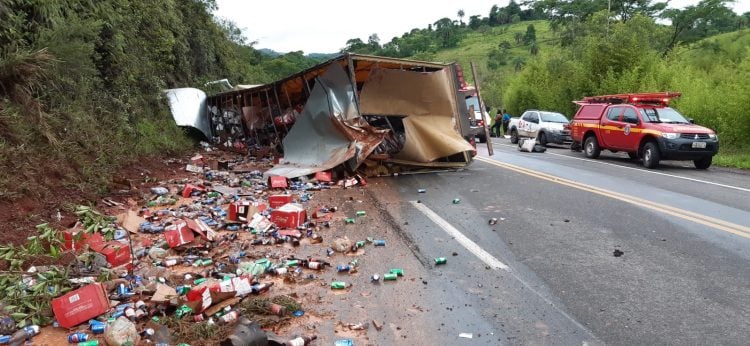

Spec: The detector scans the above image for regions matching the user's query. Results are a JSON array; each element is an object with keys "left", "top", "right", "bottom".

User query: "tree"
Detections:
[
  {"left": 434, "top": 17, "right": 461, "bottom": 48},
  {"left": 457, "top": 9, "right": 465, "bottom": 26},
  {"left": 343, "top": 38, "right": 367, "bottom": 52},
  {"left": 489, "top": 5, "right": 500, "bottom": 26},
  {"left": 524, "top": 24, "right": 537, "bottom": 45},
  {"left": 514, "top": 32, "right": 524, "bottom": 44},
  {"left": 367, "top": 33, "right": 381, "bottom": 51},
  {"left": 530, "top": 42, "right": 539, "bottom": 55},
  {"left": 661, "top": 0, "right": 737, "bottom": 54},
  {"left": 469, "top": 15, "right": 482, "bottom": 29}
]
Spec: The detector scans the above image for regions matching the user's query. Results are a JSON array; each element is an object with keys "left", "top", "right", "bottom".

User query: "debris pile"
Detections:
[{"left": 0, "top": 145, "right": 394, "bottom": 346}]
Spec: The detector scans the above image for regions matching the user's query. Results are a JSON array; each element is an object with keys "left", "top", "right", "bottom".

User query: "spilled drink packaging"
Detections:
[
  {"left": 62, "top": 227, "right": 106, "bottom": 252},
  {"left": 269, "top": 176, "right": 288, "bottom": 188},
  {"left": 373, "top": 239, "right": 386, "bottom": 246},
  {"left": 182, "top": 184, "right": 206, "bottom": 198},
  {"left": 98, "top": 242, "right": 131, "bottom": 267},
  {"left": 228, "top": 201, "right": 266, "bottom": 222},
  {"left": 331, "top": 281, "right": 347, "bottom": 289},
  {"left": 314, "top": 170, "right": 333, "bottom": 182},
  {"left": 52, "top": 283, "right": 110, "bottom": 328},
  {"left": 384, "top": 273, "right": 398, "bottom": 281},
  {"left": 389, "top": 268, "right": 404, "bottom": 276},
  {"left": 268, "top": 194, "right": 293, "bottom": 208},
  {"left": 164, "top": 220, "right": 195, "bottom": 248},
  {"left": 435, "top": 257, "right": 447, "bottom": 265},
  {"left": 270, "top": 203, "right": 307, "bottom": 229}
]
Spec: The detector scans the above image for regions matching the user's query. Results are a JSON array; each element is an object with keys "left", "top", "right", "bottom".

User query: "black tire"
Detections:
[
  {"left": 642, "top": 142, "right": 660, "bottom": 168},
  {"left": 570, "top": 142, "right": 582, "bottom": 152},
  {"left": 584, "top": 136, "right": 601, "bottom": 159},
  {"left": 539, "top": 132, "right": 548, "bottom": 147},
  {"left": 694, "top": 156, "right": 712, "bottom": 169},
  {"left": 510, "top": 129, "right": 519, "bottom": 144},
  {"left": 627, "top": 152, "right": 638, "bottom": 160}
]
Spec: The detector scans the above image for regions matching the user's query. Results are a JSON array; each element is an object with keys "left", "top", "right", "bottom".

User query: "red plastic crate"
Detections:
[
  {"left": 268, "top": 194, "right": 293, "bottom": 209},
  {"left": 52, "top": 283, "right": 110, "bottom": 328},
  {"left": 270, "top": 203, "right": 306, "bottom": 229}
]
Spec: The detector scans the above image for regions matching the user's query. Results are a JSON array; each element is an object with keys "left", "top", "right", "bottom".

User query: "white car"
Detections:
[{"left": 508, "top": 110, "right": 572, "bottom": 146}]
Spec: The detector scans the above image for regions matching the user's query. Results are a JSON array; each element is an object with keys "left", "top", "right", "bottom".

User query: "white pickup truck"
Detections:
[{"left": 508, "top": 110, "right": 572, "bottom": 146}]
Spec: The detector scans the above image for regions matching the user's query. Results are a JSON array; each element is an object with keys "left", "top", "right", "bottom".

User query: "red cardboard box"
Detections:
[
  {"left": 270, "top": 203, "right": 306, "bottom": 229},
  {"left": 98, "top": 242, "right": 131, "bottom": 267},
  {"left": 164, "top": 221, "right": 194, "bottom": 248},
  {"left": 62, "top": 228, "right": 106, "bottom": 252},
  {"left": 314, "top": 171, "right": 332, "bottom": 183},
  {"left": 268, "top": 194, "right": 293, "bottom": 209},
  {"left": 52, "top": 283, "right": 110, "bottom": 328},
  {"left": 269, "top": 176, "right": 288, "bottom": 188},
  {"left": 228, "top": 201, "right": 267, "bottom": 222}
]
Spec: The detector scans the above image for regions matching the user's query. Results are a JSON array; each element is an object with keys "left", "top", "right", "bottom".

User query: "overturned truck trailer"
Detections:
[{"left": 167, "top": 53, "right": 476, "bottom": 178}]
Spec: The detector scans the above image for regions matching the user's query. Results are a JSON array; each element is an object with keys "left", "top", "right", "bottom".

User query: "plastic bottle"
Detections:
[
  {"left": 7, "top": 325, "right": 40, "bottom": 344},
  {"left": 286, "top": 335, "right": 317, "bottom": 346}
]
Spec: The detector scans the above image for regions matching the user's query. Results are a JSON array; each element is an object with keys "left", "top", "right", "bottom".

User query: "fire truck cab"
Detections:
[{"left": 570, "top": 92, "right": 719, "bottom": 169}]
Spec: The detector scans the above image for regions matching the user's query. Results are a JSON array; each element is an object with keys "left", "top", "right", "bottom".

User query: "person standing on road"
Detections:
[
  {"left": 502, "top": 109, "right": 512, "bottom": 136},
  {"left": 490, "top": 109, "right": 503, "bottom": 137}
]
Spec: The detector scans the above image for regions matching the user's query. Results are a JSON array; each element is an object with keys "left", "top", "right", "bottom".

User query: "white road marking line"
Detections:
[
  {"left": 491, "top": 142, "right": 750, "bottom": 193},
  {"left": 409, "top": 201, "right": 510, "bottom": 271},
  {"left": 409, "top": 200, "right": 598, "bottom": 340}
]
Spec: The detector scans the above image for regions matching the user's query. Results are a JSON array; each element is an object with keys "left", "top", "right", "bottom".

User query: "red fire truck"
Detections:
[{"left": 570, "top": 92, "right": 719, "bottom": 169}]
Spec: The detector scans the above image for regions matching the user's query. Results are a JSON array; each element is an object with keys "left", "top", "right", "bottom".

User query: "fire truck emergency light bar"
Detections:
[{"left": 575, "top": 92, "right": 682, "bottom": 106}]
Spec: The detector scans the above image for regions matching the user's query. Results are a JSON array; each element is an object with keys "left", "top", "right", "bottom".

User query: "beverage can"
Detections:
[
  {"left": 344, "top": 218, "right": 355, "bottom": 224},
  {"left": 389, "top": 268, "right": 404, "bottom": 276},
  {"left": 383, "top": 273, "right": 398, "bottom": 281},
  {"left": 452, "top": 198, "right": 461, "bottom": 204},
  {"left": 337, "top": 265, "right": 350, "bottom": 272},
  {"left": 356, "top": 211, "right": 366, "bottom": 216},
  {"left": 77, "top": 341, "right": 99, "bottom": 346},
  {"left": 91, "top": 323, "right": 106, "bottom": 334},
  {"left": 68, "top": 332, "right": 88, "bottom": 343},
  {"left": 371, "top": 274, "right": 380, "bottom": 282},
  {"left": 435, "top": 257, "right": 447, "bottom": 265},
  {"left": 373, "top": 239, "right": 386, "bottom": 246},
  {"left": 220, "top": 311, "right": 238, "bottom": 324},
  {"left": 417, "top": 188, "right": 426, "bottom": 193},
  {"left": 355, "top": 241, "right": 366, "bottom": 248},
  {"left": 334, "top": 339, "right": 354, "bottom": 346},
  {"left": 286, "top": 259, "right": 299, "bottom": 267},
  {"left": 331, "top": 281, "right": 347, "bottom": 289},
  {"left": 307, "top": 261, "right": 323, "bottom": 270}
]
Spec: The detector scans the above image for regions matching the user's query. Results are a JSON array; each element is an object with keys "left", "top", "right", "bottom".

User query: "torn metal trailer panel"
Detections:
[{"left": 169, "top": 53, "right": 474, "bottom": 178}]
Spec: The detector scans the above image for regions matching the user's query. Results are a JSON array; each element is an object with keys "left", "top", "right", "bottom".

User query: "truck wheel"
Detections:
[
  {"left": 627, "top": 152, "right": 638, "bottom": 160},
  {"left": 539, "top": 132, "right": 548, "bottom": 147},
  {"left": 510, "top": 129, "right": 519, "bottom": 144},
  {"left": 642, "top": 142, "right": 660, "bottom": 168},
  {"left": 584, "top": 136, "right": 601, "bottom": 159},
  {"left": 694, "top": 156, "right": 712, "bottom": 169}
]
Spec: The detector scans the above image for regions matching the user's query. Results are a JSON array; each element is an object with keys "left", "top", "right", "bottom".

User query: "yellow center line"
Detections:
[{"left": 475, "top": 156, "right": 750, "bottom": 239}]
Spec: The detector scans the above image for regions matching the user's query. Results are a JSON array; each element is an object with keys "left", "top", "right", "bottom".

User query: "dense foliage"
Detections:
[{"left": 0, "top": 0, "right": 321, "bottom": 200}]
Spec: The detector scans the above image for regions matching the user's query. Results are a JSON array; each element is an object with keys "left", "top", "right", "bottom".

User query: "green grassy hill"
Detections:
[{"left": 415, "top": 20, "right": 555, "bottom": 108}]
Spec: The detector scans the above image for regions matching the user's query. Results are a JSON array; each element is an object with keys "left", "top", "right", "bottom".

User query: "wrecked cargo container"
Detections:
[{"left": 166, "top": 53, "right": 476, "bottom": 178}]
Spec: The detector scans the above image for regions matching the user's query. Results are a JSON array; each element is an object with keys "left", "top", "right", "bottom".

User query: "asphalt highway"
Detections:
[{"left": 372, "top": 138, "right": 750, "bottom": 345}]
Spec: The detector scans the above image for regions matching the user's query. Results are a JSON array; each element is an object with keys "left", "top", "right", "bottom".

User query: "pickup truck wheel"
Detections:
[
  {"left": 539, "top": 132, "right": 548, "bottom": 147},
  {"left": 694, "top": 156, "right": 712, "bottom": 169},
  {"left": 627, "top": 152, "right": 638, "bottom": 160},
  {"left": 510, "top": 129, "right": 519, "bottom": 144},
  {"left": 642, "top": 142, "right": 660, "bottom": 168},
  {"left": 584, "top": 136, "right": 601, "bottom": 159}
]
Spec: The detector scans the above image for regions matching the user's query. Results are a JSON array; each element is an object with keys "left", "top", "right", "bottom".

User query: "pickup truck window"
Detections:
[
  {"left": 540, "top": 112, "right": 568, "bottom": 123},
  {"left": 606, "top": 107, "right": 623, "bottom": 121},
  {"left": 526, "top": 113, "right": 539, "bottom": 124},
  {"left": 640, "top": 107, "right": 690, "bottom": 124},
  {"left": 623, "top": 108, "right": 639, "bottom": 124}
]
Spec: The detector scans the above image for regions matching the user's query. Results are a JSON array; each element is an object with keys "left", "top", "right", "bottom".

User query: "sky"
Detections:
[{"left": 215, "top": 0, "right": 750, "bottom": 54}]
